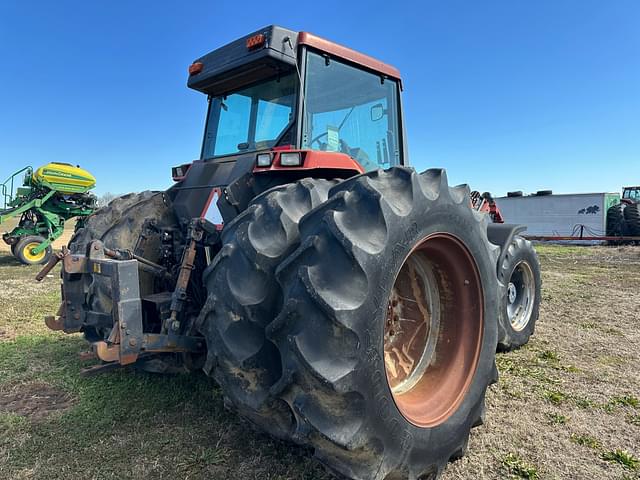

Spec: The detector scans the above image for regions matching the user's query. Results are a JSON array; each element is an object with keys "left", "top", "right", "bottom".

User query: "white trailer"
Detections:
[{"left": 494, "top": 192, "right": 620, "bottom": 238}]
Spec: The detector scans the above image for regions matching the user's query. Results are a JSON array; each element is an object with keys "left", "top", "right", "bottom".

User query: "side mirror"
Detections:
[{"left": 370, "top": 103, "right": 385, "bottom": 122}]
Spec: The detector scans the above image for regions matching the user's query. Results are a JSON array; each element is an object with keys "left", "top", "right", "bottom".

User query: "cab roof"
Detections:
[{"left": 187, "top": 25, "right": 402, "bottom": 96}]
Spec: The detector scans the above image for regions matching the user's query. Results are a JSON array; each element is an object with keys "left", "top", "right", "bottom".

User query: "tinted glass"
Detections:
[
  {"left": 202, "top": 73, "right": 296, "bottom": 158},
  {"left": 302, "top": 51, "right": 401, "bottom": 171}
]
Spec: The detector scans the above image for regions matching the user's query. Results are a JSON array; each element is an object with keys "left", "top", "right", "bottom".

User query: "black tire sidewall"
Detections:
[
  {"left": 497, "top": 239, "right": 541, "bottom": 350},
  {"left": 15, "top": 235, "right": 52, "bottom": 265},
  {"left": 354, "top": 205, "right": 498, "bottom": 465}
]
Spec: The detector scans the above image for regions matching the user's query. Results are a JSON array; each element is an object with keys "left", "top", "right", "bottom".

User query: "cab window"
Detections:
[{"left": 302, "top": 51, "right": 401, "bottom": 171}]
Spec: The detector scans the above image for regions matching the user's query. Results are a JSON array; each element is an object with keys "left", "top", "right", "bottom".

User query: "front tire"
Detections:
[
  {"left": 497, "top": 236, "right": 541, "bottom": 351},
  {"left": 264, "top": 168, "right": 500, "bottom": 479}
]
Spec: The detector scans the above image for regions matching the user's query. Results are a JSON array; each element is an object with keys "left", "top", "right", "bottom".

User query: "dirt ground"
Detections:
[
  {"left": 0, "top": 244, "right": 638, "bottom": 479},
  {"left": 0, "top": 218, "right": 75, "bottom": 253}
]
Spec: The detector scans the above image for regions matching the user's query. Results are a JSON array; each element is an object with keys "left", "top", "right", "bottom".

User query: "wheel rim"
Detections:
[
  {"left": 507, "top": 260, "right": 535, "bottom": 331},
  {"left": 23, "top": 242, "right": 46, "bottom": 263},
  {"left": 384, "top": 233, "right": 483, "bottom": 428}
]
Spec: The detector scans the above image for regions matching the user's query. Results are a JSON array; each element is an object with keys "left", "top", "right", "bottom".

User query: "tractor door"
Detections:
[{"left": 300, "top": 50, "right": 404, "bottom": 170}]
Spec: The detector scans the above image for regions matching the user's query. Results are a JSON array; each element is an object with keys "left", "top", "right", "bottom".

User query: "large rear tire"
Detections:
[
  {"left": 606, "top": 204, "right": 624, "bottom": 237},
  {"left": 496, "top": 236, "right": 541, "bottom": 351},
  {"left": 198, "top": 178, "right": 335, "bottom": 439},
  {"left": 263, "top": 168, "right": 499, "bottom": 479},
  {"left": 68, "top": 191, "right": 178, "bottom": 342},
  {"left": 623, "top": 204, "right": 640, "bottom": 236}
]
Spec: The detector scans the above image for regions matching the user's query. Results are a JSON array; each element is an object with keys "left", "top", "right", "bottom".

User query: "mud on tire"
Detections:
[
  {"left": 496, "top": 236, "right": 541, "bottom": 351},
  {"left": 262, "top": 167, "right": 500, "bottom": 479},
  {"left": 68, "top": 191, "right": 178, "bottom": 341},
  {"left": 198, "top": 178, "right": 335, "bottom": 439}
]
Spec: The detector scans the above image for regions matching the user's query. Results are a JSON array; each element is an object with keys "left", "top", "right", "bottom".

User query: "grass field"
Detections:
[{"left": 0, "top": 244, "right": 639, "bottom": 479}]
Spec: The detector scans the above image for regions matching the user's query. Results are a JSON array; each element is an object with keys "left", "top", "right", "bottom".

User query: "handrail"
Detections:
[{"left": 1, "top": 166, "right": 32, "bottom": 209}]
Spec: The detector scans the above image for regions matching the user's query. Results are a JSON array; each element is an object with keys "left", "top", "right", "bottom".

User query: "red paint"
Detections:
[
  {"left": 298, "top": 32, "right": 402, "bottom": 82},
  {"left": 478, "top": 197, "right": 505, "bottom": 224},
  {"left": 253, "top": 149, "right": 365, "bottom": 175}
]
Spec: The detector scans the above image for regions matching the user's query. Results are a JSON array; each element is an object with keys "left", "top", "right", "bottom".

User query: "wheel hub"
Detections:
[
  {"left": 384, "top": 233, "right": 483, "bottom": 428},
  {"left": 508, "top": 282, "right": 517, "bottom": 304},
  {"left": 507, "top": 261, "right": 536, "bottom": 331},
  {"left": 384, "top": 255, "right": 440, "bottom": 395}
]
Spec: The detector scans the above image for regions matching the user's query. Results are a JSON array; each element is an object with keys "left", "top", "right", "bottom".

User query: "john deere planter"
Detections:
[{"left": 1, "top": 162, "right": 96, "bottom": 264}]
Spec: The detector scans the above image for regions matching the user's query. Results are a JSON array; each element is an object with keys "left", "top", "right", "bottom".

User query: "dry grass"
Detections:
[
  {"left": 0, "top": 244, "right": 639, "bottom": 479},
  {"left": 0, "top": 218, "right": 76, "bottom": 254}
]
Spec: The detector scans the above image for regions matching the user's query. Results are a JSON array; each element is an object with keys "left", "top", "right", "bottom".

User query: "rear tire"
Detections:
[
  {"left": 497, "top": 236, "right": 541, "bottom": 351},
  {"left": 198, "top": 178, "right": 336, "bottom": 439},
  {"left": 623, "top": 204, "right": 640, "bottom": 236},
  {"left": 14, "top": 235, "right": 52, "bottom": 265},
  {"left": 606, "top": 204, "right": 624, "bottom": 237},
  {"left": 263, "top": 168, "right": 500, "bottom": 479}
]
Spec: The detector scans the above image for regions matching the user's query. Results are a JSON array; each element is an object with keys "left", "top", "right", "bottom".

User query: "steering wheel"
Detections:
[{"left": 310, "top": 131, "right": 328, "bottom": 149}]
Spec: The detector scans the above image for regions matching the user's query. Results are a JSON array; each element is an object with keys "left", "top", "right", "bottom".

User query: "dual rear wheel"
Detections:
[{"left": 201, "top": 167, "right": 501, "bottom": 479}]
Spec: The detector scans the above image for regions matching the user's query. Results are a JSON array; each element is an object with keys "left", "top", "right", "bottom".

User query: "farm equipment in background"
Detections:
[
  {"left": 41, "top": 26, "right": 541, "bottom": 479},
  {"left": 471, "top": 190, "right": 541, "bottom": 350},
  {"left": 607, "top": 186, "right": 640, "bottom": 237},
  {"left": 1, "top": 163, "right": 96, "bottom": 264}
]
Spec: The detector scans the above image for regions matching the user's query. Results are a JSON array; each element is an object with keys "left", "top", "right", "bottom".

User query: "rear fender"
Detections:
[{"left": 487, "top": 223, "right": 527, "bottom": 278}]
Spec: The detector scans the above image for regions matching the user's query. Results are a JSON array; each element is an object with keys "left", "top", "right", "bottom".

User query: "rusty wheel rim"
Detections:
[{"left": 384, "top": 233, "right": 484, "bottom": 428}]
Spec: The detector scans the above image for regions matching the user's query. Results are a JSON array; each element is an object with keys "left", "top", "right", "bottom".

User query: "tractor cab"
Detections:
[
  {"left": 622, "top": 186, "right": 640, "bottom": 204},
  {"left": 188, "top": 26, "right": 405, "bottom": 172},
  {"left": 171, "top": 26, "right": 406, "bottom": 224}
]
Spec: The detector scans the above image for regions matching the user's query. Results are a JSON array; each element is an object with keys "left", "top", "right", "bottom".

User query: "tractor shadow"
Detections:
[
  {"left": 0, "top": 334, "right": 331, "bottom": 479},
  {"left": 0, "top": 253, "right": 22, "bottom": 266}
]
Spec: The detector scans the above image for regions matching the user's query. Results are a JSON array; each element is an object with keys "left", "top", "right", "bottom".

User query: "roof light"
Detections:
[
  {"left": 280, "top": 152, "right": 302, "bottom": 166},
  {"left": 246, "top": 33, "right": 265, "bottom": 50},
  {"left": 188, "top": 62, "right": 203, "bottom": 76},
  {"left": 256, "top": 153, "right": 272, "bottom": 167}
]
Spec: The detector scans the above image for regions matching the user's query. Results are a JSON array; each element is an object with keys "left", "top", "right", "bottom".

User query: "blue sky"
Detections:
[{"left": 1, "top": 1, "right": 638, "bottom": 197}]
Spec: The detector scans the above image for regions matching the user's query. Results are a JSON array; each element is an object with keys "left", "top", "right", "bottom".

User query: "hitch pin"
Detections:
[{"left": 35, "top": 246, "right": 69, "bottom": 282}]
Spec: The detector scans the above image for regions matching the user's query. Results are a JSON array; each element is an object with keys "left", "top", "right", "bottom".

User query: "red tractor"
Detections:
[{"left": 44, "top": 27, "right": 541, "bottom": 479}]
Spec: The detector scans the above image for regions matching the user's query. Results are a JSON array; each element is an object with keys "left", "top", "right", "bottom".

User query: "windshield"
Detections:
[
  {"left": 201, "top": 73, "right": 297, "bottom": 159},
  {"left": 302, "top": 51, "right": 401, "bottom": 171},
  {"left": 623, "top": 188, "right": 640, "bottom": 201}
]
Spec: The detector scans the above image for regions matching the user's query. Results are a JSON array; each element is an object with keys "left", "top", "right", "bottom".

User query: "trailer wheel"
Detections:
[
  {"left": 14, "top": 235, "right": 52, "bottom": 265},
  {"left": 497, "top": 236, "right": 541, "bottom": 351},
  {"left": 623, "top": 204, "right": 640, "bottom": 236},
  {"left": 199, "top": 178, "right": 335, "bottom": 439},
  {"left": 262, "top": 167, "right": 499, "bottom": 479}
]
